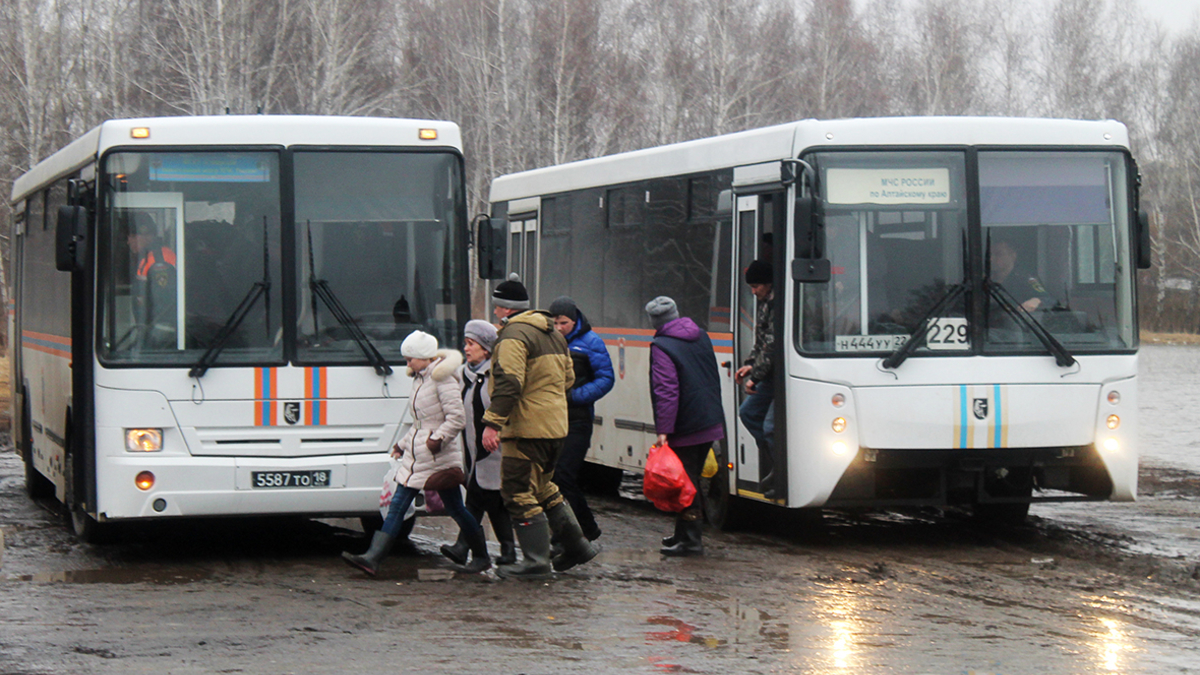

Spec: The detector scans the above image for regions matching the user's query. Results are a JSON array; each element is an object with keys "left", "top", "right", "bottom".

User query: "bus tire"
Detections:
[
  {"left": 63, "top": 421, "right": 115, "bottom": 545},
  {"left": 21, "top": 387, "right": 54, "bottom": 500},
  {"left": 702, "top": 442, "right": 746, "bottom": 531}
]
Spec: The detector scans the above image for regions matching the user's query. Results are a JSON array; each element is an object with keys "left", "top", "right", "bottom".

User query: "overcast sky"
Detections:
[{"left": 1140, "top": 0, "right": 1200, "bottom": 33}]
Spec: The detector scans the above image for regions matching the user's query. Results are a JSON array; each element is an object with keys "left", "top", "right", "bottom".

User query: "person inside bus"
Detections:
[
  {"left": 548, "top": 296, "right": 614, "bottom": 548},
  {"left": 646, "top": 296, "right": 725, "bottom": 556},
  {"left": 735, "top": 260, "right": 777, "bottom": 497},
  {"left": 439, "top": 319, "right": 518, "bottom": 568},
  {"left": 342, "top": 331, "right": 491, "bottom": 576},
  {"left": 127, "top": 211, "right": 177, "bottom": 343},
  {"left": 989, "top": 239, "right": 1052, "bottom": 313}
]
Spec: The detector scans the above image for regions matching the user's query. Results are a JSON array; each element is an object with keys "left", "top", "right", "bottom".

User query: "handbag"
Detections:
[
  {"left": 643, "top": 442, "right": 697, "bottom": 513},
  {"left": 424, "top": 466, "right": 465, "bottom": 491}
]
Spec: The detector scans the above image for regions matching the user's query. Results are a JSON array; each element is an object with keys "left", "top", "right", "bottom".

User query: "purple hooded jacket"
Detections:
[{"left": 649, "top": 317, "right": 725, "bottom": 447}]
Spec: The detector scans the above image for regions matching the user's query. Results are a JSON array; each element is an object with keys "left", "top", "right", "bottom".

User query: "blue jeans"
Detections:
[
  {"left": 381, "top": 484, "right": 481, "bottom": 539},
  {"left": 738, "top": 382, "right": 775, "bottom": 448}
]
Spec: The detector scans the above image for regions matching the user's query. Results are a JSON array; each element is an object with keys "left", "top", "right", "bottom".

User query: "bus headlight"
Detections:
[
  {"left": 1102, "top": 438, "right": 1119, "bottom": 452},
  {"left": 832, "top": 417, "right": 847, "bottom": 433},
  {"left": 1106, "top": 415, "right": 1120, "bottom": 430},
  {"left": 126, "top": 428, "right": 163, "bottom": 452}
]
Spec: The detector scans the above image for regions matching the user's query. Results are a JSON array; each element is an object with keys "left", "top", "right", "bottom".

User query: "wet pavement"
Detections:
[{"left": 1, "top": 347, "right": 1199, "bottom": 673}]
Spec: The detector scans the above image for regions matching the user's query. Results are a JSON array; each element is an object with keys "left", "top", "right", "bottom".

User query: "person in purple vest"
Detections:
[{"left": 645, "top": 296, "right": 726, "bottom": 556}]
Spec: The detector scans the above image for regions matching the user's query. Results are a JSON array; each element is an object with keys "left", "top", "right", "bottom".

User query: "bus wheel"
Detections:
[
  {"left": 702, "top": 442, "right": 746, "bottom": 531},
  {"left": 21, "top": 389, "right": 54, "bottom": 500},
  {"left": 63, "top": 436, "right": 115, "bottom": 545}
]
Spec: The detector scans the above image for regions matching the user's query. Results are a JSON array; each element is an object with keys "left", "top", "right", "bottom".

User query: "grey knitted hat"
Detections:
[
  {"left": 645, "top": 296, "right": 680, "bottom": 329},
  {"left": 547, "top": 296, "right": 578, "bottom": 320},
  {"left": 463, "top": 319, "right": 498, "bottom": 353}
]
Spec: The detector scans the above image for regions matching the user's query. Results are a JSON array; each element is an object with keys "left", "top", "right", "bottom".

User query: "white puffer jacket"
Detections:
[{"left": 395, "top": 349, "right": 466, "bottom": 489}]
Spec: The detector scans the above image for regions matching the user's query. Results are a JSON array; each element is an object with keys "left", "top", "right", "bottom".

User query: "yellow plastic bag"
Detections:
[{"left": 701, "top": 447, "right": 719, "bottom": 479}]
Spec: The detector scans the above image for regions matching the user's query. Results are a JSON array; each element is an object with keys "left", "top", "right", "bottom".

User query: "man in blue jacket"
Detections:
[{"left": 549, "top": 296, "right": 615, "bottom": 543}]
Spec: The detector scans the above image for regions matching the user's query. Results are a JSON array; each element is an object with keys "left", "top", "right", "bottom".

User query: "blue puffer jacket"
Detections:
[{"left": 565, "top": 310, "right": 615, "bottom": 411}]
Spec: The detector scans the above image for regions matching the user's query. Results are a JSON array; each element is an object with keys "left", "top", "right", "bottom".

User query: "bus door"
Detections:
[
  {"left": 507, "top": 214, "right": 539, "bottom": 306},
  {"left": 732, "top": 193, "right": 780, "bottom": 498}
]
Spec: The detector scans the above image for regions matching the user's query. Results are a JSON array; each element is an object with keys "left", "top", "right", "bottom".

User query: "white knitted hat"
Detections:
[{"left": 401, "top": 330, "right": 438, "bottom": 359}]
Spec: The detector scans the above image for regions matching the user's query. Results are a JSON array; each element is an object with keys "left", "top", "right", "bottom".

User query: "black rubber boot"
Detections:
[
  {"left": 496, "top": 513, "right": 554, "bottom": 580},
  {"left": 661, "top": 517, "right": 703, "bottom": 557},
  {"left": 661, "top": 519, "right": 684, "bottom": 548},
  {"left": 458, "top": 526, "right": 492, "bottom": 573},
  {"left": 546, "top": 501, "right": 601, "bottom": 572},
  {"left": 341, "top": 531, "right": 395, "bottom": 575},
  {"left": 439, "top": 531, "right": 470, "bottom": 566},
  {"left": 496, "top": 541, "right": 518, "bottom": 566}
]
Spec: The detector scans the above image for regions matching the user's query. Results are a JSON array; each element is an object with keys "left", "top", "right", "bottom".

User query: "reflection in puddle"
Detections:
[
  {"left": 1096, "top": 617, "right": 1128, "bottom": 672},
  {"left": 814, "top": 582, "right": 867, "bottom": 671},
  {"left": 8, "top": 567, "right": 210, "bottom": 585}
]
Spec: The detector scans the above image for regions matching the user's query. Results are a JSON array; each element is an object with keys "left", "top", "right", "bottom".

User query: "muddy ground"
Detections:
[{"left": 2, "top": 445, "right": 1200, "bottom": 675}]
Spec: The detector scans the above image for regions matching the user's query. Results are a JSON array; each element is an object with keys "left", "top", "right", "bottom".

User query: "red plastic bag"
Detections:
[{"left": 643, "top": 443, "right": 697, "bottom": 512}]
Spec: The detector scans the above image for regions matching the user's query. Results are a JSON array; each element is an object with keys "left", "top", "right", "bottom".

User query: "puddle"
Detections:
[{"left": 6, "top": 567, "right": 211, "bottom": 585}]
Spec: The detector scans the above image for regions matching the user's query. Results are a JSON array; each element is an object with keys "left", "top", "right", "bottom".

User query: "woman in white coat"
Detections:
[{"left": 342, "top": 331, "right": 490, "bottom": 575}]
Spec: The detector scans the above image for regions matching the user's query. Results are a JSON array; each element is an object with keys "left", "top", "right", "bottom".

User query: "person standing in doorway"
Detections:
[
  {"left": 548, "top": 296, "right": 614, "bottom": 546},
  {"left": 645, "top": 296, "right": 725, "bottom": 556},
  {"left": 482, "top": 275, "right": 601, "bottom": 579},
  {"left": 736, "top": 260, "right": 777, "bottom": 497}
]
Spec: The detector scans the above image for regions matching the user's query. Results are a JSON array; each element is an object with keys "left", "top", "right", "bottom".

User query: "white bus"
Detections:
[
  {"left": 484, "top": 117, "right": 1149, "bottom": 526},
  {"left": 9, "top": 116, "right": 469, "bottom": 541}
]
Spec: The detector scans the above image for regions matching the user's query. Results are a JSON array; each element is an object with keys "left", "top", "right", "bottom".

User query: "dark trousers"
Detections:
[
  {"left": 672, "top": 442, "right": 709, "bottom": 518},
  {"left": 500, "top": 437, "right": 565, "bottom": 520},
  {"left": 464, "top": 482, "right": 514, "bottom": 546},
  {"left": 555, "top": 426, "right": 601, "bottom": 540}
]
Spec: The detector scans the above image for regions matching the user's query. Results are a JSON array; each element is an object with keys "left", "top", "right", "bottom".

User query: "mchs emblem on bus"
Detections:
[
  {"left": 973, "top": 398, "right": 989, "bottom": 420},
  {"left": 284, "top": 402, "right": 302, "bottom": 425}
]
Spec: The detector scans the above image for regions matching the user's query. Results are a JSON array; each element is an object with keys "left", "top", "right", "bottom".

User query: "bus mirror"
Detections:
[
  {"left": 475, "top": 214, "right": 508, "bottom": 279},
  {"left": 792, "top": 196, "right": 830, "bottom": 283},
  {"left": 1137, "top": 209, "right": 1152, "bottom": 269},
  {"left": 56, "top": 205, "right": 88, "bottom": 272}
]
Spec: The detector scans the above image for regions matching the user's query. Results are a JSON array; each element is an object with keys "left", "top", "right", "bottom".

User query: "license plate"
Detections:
[{"left": 251, "top": 470, "right": 331, "bottom": 489}]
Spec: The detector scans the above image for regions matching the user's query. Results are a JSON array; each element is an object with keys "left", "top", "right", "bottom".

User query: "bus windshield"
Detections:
[
  {"left": 293, "top": 150, "right": 464, "bottom": 363},
  {"left": 98, "top": 150, "right": 284, "bottom": 365},
  {"left": 799, "top": 149, "right": 1135, "bottom": 357},
  {"left": 801, "top": 151, "right": 968, "bottom": 354}
]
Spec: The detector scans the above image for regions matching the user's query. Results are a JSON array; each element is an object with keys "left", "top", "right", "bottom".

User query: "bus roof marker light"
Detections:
[
  {"left": 419, "top": 128, "right": 438, "bottom": 140},
  {"left": 131, "top": 127, "right": 150, "bottom": 139},
  {"left": 135, "top": 471, "right": 155, "bottom": 491}
]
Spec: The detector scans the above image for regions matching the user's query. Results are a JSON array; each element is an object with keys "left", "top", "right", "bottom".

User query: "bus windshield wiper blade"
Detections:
[
  {"left": 985, "top": 280, "right": 1076, "bottom": 368},
  {"left": 309, "top": 278, "right": 394, "bottom": 376},
  {"left": 881, "top": 282, "right": 968, "bottom": 370},
  {"left": 188, "top": 281, "right": 269, "bottom": 378}
]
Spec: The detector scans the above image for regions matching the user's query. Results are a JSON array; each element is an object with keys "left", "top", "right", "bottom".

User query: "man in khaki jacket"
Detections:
[{"left": 482, "top": 275, "right": 600, "bottom": 579}]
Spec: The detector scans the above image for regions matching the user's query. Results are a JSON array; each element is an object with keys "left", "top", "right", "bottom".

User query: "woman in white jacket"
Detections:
[{"left": 342, "top": 331, "right": 490, "bottom": 575}]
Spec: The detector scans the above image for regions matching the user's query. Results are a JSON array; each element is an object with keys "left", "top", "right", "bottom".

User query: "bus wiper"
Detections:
[
  {"left": 985, "top": 280, "right": 1076, "bottom": 368},
  {"left": 190, "top": 216, "right": 272, "bottom": 379},
  {"left": 309, "top": 277, "right": 393, "bottom": 376},
  {"left": 881, "top": 282, "right": 968, "bottom": 370},
  {"left": 305, "top": 225, "right": 393, "bottom": 377},
  {"left": 188, "top": 280, "right": 269, "bottom": 378}
]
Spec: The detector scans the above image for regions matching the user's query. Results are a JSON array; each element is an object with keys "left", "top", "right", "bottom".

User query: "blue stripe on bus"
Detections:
[
  {"left": 959, "top": 385, "right": 968, "bottom": 448},
  {"left": 993, "top": 383, "right": 1002, "bottom": 448}
]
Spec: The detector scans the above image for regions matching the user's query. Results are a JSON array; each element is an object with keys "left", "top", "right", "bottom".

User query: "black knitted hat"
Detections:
[
  {"left": 744, "top": 260, "right": 773, "bottom": 285},
  {"left": 492, "top": 273, "right": 530, "bottom": 310}
]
